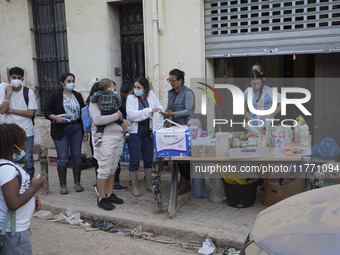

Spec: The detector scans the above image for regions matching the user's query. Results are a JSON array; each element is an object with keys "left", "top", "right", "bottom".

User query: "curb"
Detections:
[{"left": 41, "top": 204, "right": 245, "bottom": 249}]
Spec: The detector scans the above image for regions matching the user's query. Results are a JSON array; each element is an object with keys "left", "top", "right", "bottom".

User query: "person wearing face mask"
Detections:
[
  {"left": 161, "top": 69, "right": 195, "bottom": 195},
  {"left": 0, "top": 123, "right": 45, "bottom": 255},
  {"left": 126, "top": 77, "right": 164, "bottom": 197},
  {"left": 90, "top": 78, "right": 126, "bottom": 147},
  {"left": 0, "top": 66, "right": 38, "bottom": 180},
  {"left": 44, "top": 72, "right": 87, "bottom": 195}
]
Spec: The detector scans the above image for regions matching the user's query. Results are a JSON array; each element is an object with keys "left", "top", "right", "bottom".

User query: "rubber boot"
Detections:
[
  {"left": 57, "top": 166, "right": 68, "bottom": 195},
  {"left": 72, "top": 165, "right": 84, "bottom": 192},
  {"left": 129, "top": 171, "right": 141, "bottom": 197},
  {"left": 144, "top": 168, "right": 153, "bottom": 192}
]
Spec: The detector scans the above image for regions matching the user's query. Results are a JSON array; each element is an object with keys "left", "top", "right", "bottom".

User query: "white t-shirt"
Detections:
[
  {"left": 0, "top": 82, "right": 7, "bottom": 124},
  {"left": 0, "top": 85, "right": 38, "bottom": 137},
  {"left": 0, "top": 159, "right": 35, "bottom": 232}
]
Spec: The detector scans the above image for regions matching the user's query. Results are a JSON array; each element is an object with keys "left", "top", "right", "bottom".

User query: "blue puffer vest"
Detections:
[{"left": 167, "top": 85, "right": 195, "bottom": 125}]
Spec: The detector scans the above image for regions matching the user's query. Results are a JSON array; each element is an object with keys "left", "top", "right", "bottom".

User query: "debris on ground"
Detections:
[
  {"left": 128, "top": 225, "right": 181, "bottom": 247},
  {"left": 198, "top": 237, "right": 216, "bottom": 255},
  {"left": 62, "top": 209, "right": 83, "bottom": 225},
  {"left": 221, "top": 247, "right": 241, "bottom": 255},
  {"left": 88, "top": 216, "right": 114, "bottom": 231},
  {"left": 33, "top": 210, "right": 53, "bottom": 220}
]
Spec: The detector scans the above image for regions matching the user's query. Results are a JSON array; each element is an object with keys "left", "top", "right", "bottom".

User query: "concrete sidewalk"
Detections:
[{"left": 36, "top": 161, "right": 266, "bottom": 249}]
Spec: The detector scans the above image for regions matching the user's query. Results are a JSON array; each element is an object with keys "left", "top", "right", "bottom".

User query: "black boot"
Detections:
[
  {"left": 73, "top": 165, "right": 84, "bottom": 192},
  {"left": 57, "top": 166, "right": 68, "bottom": 195}
]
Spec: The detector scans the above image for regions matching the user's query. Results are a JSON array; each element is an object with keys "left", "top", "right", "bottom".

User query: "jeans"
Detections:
[
  {"left": 114, "top": 162, "right": 121, "bottom": 183},
  {"left": 1, "top": 229, "right": 32, "bottom": 255},
  {"left": 53, "top": 123, "right": 83, "bottom": 168},
  {"left": 23, "top": 136, "right": 34, "bottom": 180},
  {"left": 128, "top": 125, "right": 153, "bottom": 172}
]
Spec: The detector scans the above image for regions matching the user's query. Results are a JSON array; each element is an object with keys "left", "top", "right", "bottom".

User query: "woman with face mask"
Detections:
[
  {"left": 44, "top": 73, "right": 87, "bottom": 195},
  {"left": 126, "top": 77, "right": 164, "bottom": 197}
]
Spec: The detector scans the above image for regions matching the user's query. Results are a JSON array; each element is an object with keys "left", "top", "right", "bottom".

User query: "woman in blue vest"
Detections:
[{"left": 161, "top": 69, "right": 195, "bottom": 194}]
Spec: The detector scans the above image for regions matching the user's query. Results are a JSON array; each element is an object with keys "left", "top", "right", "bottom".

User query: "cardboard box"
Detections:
[
  {"left": 263, "top": 176, "right": 306, "bottom": 206},
  {"left": 229, "top": 147, "right": 270, "bottom": 158},
  {"left": 154, "top": 127, "right": 190, "bottom": 157},
  {"left": 33, "top": 144, "right": 40, "bottom": 161},
  {"left": 191, "top": 145, "right": 216, "bottom": 157}
]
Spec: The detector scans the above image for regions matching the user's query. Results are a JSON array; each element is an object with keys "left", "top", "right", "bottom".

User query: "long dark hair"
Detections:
[
  {"left": 134, "top": 77, "right": 150, "bottom": 98},
  {"left": 86, "top": 82, "right": 100, "bottom": 105},
  {"left": 0, "top": 123, "right": 26, "bottom": 160},
  {"left": 169, "top": 69, "right": 185, "bottom": 84},
  {"left": 59, "top": 72, "right": 75, "bottom": 84},
  {"left": 248, "top": 70, "right": 264, "bottom": 103}
]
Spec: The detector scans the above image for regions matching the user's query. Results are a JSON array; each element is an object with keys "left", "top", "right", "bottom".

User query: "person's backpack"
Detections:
[
  {"left": 23, "top": 87, "right": 35, "bottom": 125},
  {"left": 81, "top": 105, "right": 92, "bottom": 133}
]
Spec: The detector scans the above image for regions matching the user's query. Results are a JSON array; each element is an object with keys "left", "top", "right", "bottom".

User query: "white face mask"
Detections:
[{"left": 11, "top": 79, "right": 23, "bottom": 88}]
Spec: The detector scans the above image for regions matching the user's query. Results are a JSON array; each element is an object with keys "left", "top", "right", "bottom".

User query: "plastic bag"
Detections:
[
  {"left": 311, "top": 137, "right": 340, "bottom": 161},
  {"left": 152, "top": 111, "right": 164, "bottom": 131},
  {"left": 81, "top": 105, "right": 92, "bottom": 133}
]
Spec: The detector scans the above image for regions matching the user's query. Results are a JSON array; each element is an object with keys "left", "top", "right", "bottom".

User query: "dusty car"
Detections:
[{"left": 241, "top": 184, "right": 340, "bottom": 255}]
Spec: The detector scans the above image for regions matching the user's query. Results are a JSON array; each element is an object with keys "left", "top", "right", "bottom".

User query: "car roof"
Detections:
[{"left": 251, "top": 184, "right": 340, "bottom": 255}]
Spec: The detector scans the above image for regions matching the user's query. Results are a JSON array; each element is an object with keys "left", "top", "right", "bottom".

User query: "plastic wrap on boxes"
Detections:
[
  {"left": 154, "top": 125, "right": 190, "bottom": 157},
  {"left": 229, "top": 147, "right": 270, "bottom": 158}
]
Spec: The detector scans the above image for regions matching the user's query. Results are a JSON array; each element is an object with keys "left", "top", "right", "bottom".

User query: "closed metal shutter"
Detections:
[{"left": 205, "top": 0, "right": 340, "bottom": 58}]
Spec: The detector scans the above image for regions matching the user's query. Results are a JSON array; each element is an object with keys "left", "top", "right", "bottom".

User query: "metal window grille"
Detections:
[
  {"left": 31, "top": 0, "right": 69, "bottom": 113},
  {"left": 205, "top": 0, "right": 340, "bottom": 57}
]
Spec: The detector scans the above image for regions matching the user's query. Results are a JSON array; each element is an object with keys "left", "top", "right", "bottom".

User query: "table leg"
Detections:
[
  {"left": 168, "top": 161, "right": 190, "bottom": 218},
  {"left": 302, "top": 156, "right": 311, "bottom": 191},
  {"left": 152, "top": 158, "right": 163, "bottom": 213}
]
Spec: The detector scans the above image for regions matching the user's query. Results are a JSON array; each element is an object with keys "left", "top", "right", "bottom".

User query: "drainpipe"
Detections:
[{"left": 151, "top": 0, "right": 161, "bottom": 96}]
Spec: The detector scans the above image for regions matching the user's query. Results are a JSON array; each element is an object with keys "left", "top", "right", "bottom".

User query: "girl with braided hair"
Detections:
[
  {"left": 0, "top": 123, "right": 44, "bottom": 254},
  {"left": 244, "top": 70, "right": 281, "bottom": 124}
]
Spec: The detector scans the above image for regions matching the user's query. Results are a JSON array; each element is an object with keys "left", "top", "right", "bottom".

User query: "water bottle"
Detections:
[
  {"left": 191, "top": 168, "right": 207, "bottom": 199},
  {"left": 209, "top": 178, "right": 224, "bottom": 203},
  {"left": 123, "top": 143, "right": 130, "bottom": 162}
]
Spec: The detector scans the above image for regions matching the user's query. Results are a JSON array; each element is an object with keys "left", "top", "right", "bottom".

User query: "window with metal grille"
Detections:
[
  {"left": 205, "top": 0, "right": 340, "bottom": 57},
  {"left": 31, "top": 0, "right": 69, "bottom": 113}
]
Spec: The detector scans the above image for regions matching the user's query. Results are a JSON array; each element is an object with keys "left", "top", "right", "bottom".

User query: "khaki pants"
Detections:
[{"left": 93, "top": 135, "right": 124, "bottom": 179}]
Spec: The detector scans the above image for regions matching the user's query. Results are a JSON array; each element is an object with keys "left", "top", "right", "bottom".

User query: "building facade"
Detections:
[{"left": 1, "top": 0, "right": 339, "bottom": 149}]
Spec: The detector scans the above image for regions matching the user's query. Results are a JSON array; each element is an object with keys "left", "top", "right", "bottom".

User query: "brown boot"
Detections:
[{"left": 178, "top": 178, "right": 191, "bottom": 194}]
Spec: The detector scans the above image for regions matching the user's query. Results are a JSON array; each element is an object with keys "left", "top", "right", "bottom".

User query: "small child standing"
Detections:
[{"left": 90, "top": 78, "right": 124, "bottom": 147}]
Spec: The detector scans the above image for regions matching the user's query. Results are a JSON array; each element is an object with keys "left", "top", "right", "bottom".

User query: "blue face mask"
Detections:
[
  {"left": 134, "top": 89, "right": 143, "bottom": 97},
  {"left": 65, "top": 83, "right": 75, "bottom": 91},
  {"left": 13, "top": 145, "right": 26, "bottom": 163}
]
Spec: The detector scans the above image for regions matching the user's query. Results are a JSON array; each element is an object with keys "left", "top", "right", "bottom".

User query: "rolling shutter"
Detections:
[{"left": 205, "top": 0, "right": 340, "bottom": 58}]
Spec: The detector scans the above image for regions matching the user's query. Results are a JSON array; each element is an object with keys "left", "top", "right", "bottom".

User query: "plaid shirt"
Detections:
[{"left": 90, "top": 91, "right": 122, "bottom": 111}]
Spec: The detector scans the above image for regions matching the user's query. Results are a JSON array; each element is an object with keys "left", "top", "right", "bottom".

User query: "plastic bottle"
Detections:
[
  {"left": 299, "top": 122, "right": 309, "bottom": 146},
  {"left": 123, "top": 142, "right": 130, "bottom": 162},
  {"left": 209, "top": 178, "right": 224, "bottom": 203},
  {"left": 191, "top": 168, "right": 207, "bottom": 199}
]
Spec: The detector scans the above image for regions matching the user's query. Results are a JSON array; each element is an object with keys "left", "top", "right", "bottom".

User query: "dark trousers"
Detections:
[{"left": 178, "top": 162, "right": 190, "bottom": 181}]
